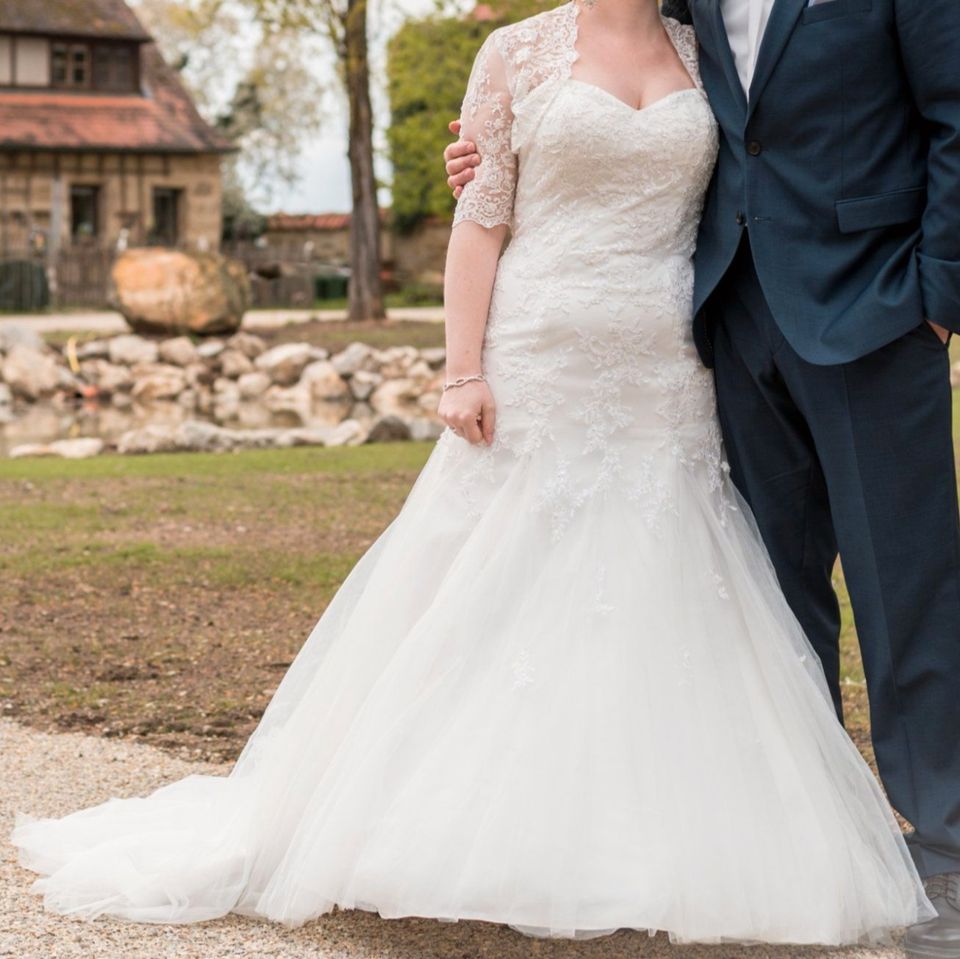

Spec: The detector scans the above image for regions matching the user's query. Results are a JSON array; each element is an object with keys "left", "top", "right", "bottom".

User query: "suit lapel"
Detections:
[
  {"left": 747, "top": 0, "right": 806, "bottom": 114},
  {"left": 691, "top": 0, "right": 748, "bottom": 115}
]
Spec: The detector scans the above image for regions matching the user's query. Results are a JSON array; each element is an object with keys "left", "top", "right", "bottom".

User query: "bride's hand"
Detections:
[{"left": 438, "top": 380, "right": 496, "bottom": 446}]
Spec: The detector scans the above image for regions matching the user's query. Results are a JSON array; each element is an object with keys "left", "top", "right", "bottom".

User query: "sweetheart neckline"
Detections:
[{"left": 566, "top": 79, "right": 702, "bottom": 116}]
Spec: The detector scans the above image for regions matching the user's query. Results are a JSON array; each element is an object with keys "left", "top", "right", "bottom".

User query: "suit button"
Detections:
[
  {"left": 736, "top": 211, "right": 746, "bottom": 226},
  {"left": 747, "top": 140, "right": 762, "bottom": 156}
]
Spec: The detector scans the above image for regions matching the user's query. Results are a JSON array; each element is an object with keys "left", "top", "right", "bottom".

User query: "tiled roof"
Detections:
[
  {"left": 268, "top": 213, "right": 351, "bottom": 232},
  {"left": 0, "top": 0, "right": 151, "bottom": 40},
  {"left": 0, "top": 46, "right": 234, "bottom": 154},
  {"left": 267, "top": 211, "right": 389, "bottom": 232}
]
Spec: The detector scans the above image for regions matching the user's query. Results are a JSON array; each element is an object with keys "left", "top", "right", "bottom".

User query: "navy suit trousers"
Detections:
[{"left": 710, "top": 237, "right": 960, "bottom": 877}]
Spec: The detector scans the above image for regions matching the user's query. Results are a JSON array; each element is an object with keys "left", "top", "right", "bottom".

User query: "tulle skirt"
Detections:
[{"left": 11, "top": 428, "right": 934, "bottom": 943}]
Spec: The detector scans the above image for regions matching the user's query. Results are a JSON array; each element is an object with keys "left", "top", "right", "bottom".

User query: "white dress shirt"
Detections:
[{"left": 720, "top": 0, "right": 777, "bottom": 93}]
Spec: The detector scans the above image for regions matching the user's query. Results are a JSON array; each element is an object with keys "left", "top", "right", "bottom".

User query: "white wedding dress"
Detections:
[{"left": 13, "top": 1, "right": 935, "bottom": 944}]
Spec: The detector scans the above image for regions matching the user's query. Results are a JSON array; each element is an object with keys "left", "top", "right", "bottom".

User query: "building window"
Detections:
[
  {"left": 70, "top": 185, "right": 100, "bottom": 241},
  {"left": 152, "top": 188, "right": 181, "bottom": 246},
  {"left": 11, "top": 37, "right": 50, "bottom": 86},
  {"left": 92, "top": 43, "right": 136, "bottom": 92},
  {"left": 52, "top": 43, "right": 91, "bottom": 88},
  {"left": 0, "top": 36, "right": 12, "bottom": 86}
]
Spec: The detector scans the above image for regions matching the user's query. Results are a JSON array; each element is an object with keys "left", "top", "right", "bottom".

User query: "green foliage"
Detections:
[
  {"left": 387, "top": 16, "right": 490, "bottom": 231},
  {"left": 387, "top": 0, "right": 553, "bottom": 232}
]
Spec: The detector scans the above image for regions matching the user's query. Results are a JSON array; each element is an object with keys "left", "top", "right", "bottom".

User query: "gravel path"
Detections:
[{"left": 1, "top": 720, "right": 907, "bottom": 959}]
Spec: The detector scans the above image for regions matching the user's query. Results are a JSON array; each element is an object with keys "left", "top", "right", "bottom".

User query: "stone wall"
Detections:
[{"left": 0, "top": 325, "right": 446, "bottom": 458}]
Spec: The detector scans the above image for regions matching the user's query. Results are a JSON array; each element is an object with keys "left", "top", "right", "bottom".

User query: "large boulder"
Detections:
[{"left": 111, "top": 248, "right": 250, "bottom": 337}]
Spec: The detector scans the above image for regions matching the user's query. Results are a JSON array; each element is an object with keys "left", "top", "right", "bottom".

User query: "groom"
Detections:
[{"left": 443, "top": 0, "right": 960, "bottom": 954}]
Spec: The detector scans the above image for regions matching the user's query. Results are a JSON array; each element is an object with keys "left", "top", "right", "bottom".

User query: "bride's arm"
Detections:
[
  {"left": 438, "top": 31, "right": 517, "bottom": 447},
  {"left": 440, "top": 223, "right": 507, "bottom": 446}
]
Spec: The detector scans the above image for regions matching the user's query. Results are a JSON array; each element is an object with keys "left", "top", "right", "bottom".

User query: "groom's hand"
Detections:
[
  {"left": 929, "top": 320, "right": 952, "bottom": 345},
  {"left": 445, "top": 120, "right": 481, "bottom": 199}
]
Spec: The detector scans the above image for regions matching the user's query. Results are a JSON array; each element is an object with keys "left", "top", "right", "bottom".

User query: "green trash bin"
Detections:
[
  {"left": 0, "top": 260, "right": 50, "bottom": 311},
  {"left": 314, "top": 272, "right": 349, "bottom": 301}
]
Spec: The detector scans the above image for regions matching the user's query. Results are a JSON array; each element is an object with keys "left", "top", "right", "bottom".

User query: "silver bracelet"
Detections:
[{"left": 442, "top": 374, "right": 486, "bottom": 392}]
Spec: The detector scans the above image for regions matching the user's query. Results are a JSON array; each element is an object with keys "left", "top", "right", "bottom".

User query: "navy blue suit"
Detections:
[{"left": 667, "top": 0, "right": 960, "bottom": 878}]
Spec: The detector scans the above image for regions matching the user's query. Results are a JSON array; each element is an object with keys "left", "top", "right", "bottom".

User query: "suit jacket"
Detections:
[{"left": 676, "top": 0, "right": 960, "bottom": 366}]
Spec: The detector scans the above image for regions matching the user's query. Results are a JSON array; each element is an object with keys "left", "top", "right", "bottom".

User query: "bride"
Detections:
[{"left": 12, "top": 0, "right": 935, "bottom": 943}]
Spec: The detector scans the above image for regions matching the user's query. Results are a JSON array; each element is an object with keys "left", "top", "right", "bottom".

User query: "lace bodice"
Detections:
[
  {"left": 447, "top": 1, "right": 722, "bottom": 543},
  {"left": 454, "top": 0, "right": 713, "bottom": 245}
]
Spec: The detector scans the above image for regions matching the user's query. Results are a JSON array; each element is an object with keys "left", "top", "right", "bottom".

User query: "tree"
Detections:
[
  {"left": 250, "top": 0, "right": 385, "bottom": 321},
  {"left": 388, "top": 17, "right": 489, "bottom": 232},
  {"left": 386, "top": 0, "right": 551, "bottom": 233},
  {"left": 133, "top": 0, "right": 326, "bottom": 221}
]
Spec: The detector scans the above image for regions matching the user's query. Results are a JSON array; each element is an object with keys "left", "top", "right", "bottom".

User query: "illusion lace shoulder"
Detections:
[{"left": 12, "top": 0, "right": 934, "bottom": 945}]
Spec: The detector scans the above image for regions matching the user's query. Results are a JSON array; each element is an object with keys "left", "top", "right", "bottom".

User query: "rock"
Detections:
[
  {"left": 56, "top": 366, "right": 80, "bottom": 392},
  {"left": 49, "top": 437, "right": 104, "bottom": 459},
  {"left": 213, "top": 379, "right": 241, "bottom": 422},
  {"left": 158, "top": 336, "right": 199, "bottom": 367},
  {"left": 370, "top": 377, "right": 419, "bottom": 417},
  {"left": 76, "top": 339, "right": 111, "bottom": 361},
  {"left": 237, "top": 371, "right": 271, "bottom": 399},
  {"left": 111, "top": 248, "right": 250, "bottom": 336},
  {"left": 367, "top": 414, "right": 412, "bottom": 443},
  {"left": 177, "top": 388, "right": 198, "bottom": 410},
  {"left": 420, "top": 347, "right": 447, "bottom": 369},
  {"left": 80, "top": 359, "right": 133, "bottom": 395},
  {"left": 262, "top": 382, "right": 310, "bottom": 418},
  {"left": 2, "top": 345, "right": 61, "bottom": 399},
  {"left": 407, "top": 359, "right": 433, "bottom": 380},
  {"left": 109, "top": 334, "right": 159, "bottom": 366},
  {"left": 350, "top": 401, "right": 374, "bottom": 422},
  {"left": 0, "top": 382, "right": 12, "bottom": 406},
  {"left": 219, "top": 348, "right": 254, "bottom": 378},
  {"left": 10, "top": 443, "right": 54, "bottom": 458},
  {"left": 376, "top": 346, "right": 420, "bottom": 379},
  {"left": 409, "top": 417, "right": 445, "bottom": 442},
  {"left": 117, "top": 424, "right": 180, "bottom": 454},
  {"left": 234, "top": 402, "right": 274, "bottom": 429},
  {"left": 331, "top": 341, "right": 376, "bottom": 377},
  {"left": 197, "top": 339, "right": 225, "bottom": 360},
  {"left": 326, "top": 418, "right": 368, "bottom": 446},
  {"left": 184, "top": 362, "right": 215, "bottom": 389},
  {"left": 227, "top": 331, "right": 267, "bottom": 359},
  {"left": 130, "top": 364, "right": 188, "bottom": 403},
  {"left": 254, "top": 342, "right": 313, "bottom": 386},
  {"left": 0, "top": 322, "right": 46, "bottom": 354},
  {"left": 301, "top": 360, "right": 350, "bottom": 401},
  {"left": 349, "top": 369, "right": 382, "bottom": 401},
  {"left": 175, "top": 420, "right": 238, "bottom": 452},
  {"left": 281, "top": 427, "right": 334, "bottom": 448}
]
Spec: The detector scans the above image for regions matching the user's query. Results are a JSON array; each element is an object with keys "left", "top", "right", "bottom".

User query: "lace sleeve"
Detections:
[
  {"left": 453, "top": 31, "right": 517, "bottom": 230},
  {"left": 662, "top": 16, "right": 702, "bottom": 90}
]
